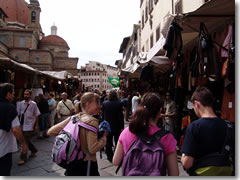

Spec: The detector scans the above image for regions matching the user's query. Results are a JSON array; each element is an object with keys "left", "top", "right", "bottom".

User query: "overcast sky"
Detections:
[{"left": 26, "top": 0, "right": 140, "bottom": 69}]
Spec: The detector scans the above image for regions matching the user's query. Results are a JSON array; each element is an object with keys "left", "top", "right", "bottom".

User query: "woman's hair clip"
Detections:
[{"left": 143, "top": 105, "right": 147, "bottom": 109}]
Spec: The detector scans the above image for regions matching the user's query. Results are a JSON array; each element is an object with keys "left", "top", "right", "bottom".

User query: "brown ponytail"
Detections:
[{"left": 129, "top": 93, "right": 163, "bottom": 137}]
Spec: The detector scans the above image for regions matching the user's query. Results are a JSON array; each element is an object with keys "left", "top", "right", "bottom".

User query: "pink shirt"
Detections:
[{"left": 119, "top": 125, "right": 177, "bottom": 157}]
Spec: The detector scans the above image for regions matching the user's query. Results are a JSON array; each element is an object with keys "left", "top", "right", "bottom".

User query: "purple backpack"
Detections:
[
  {"left": 122, "top": 129, "right": 168, "bottom": 176},
  {"left": 52, "top": 115, "right": 97, "bottom": 169}
]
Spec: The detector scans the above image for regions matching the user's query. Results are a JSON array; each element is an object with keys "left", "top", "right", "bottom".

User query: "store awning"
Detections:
[
  {"left": 120, "top": 62, "right": 141, "bottom": 78},
  {"left": 146, "top": 35, "right": 166, "bottom": 61},
  {"left": 0, "top": 56, "right": 65, "bottom": 80},
  {"left": 139, "top": 56, "right": 172, "bottom": 74},
  {"left": 180, "top": 0, "right": 234, "bottom": 45},
  {"left": 121, "top": 62, "right": 140, "bottom": 74},
  {"left": 40, "top": 71, "right": 72, "bottom": 80}
]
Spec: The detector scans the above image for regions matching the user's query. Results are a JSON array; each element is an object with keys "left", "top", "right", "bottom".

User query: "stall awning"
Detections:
[
  {"left": 40, "top": 71, "right": 72, "bottom": 80},
  {"left": 139, "top": 56, "right": 172, "bottom": 74},
  {"left": 146, "top": 35, "right": 166, "bottom": 61},
  {"left": 0, "top": 56, "right": 65, "bottom": 80},
  {"left": 180, "top": 0, "right": 234, "bottom": 41},
  {"left": 121, "top": 62, "right": 140, "bottom": 74}
]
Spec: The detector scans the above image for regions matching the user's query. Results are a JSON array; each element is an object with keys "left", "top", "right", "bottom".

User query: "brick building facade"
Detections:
[{"left": 0, "top": 0, "right": 78, "bottom": 75}]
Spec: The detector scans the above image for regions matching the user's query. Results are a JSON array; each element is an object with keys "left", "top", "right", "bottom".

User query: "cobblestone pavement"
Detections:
[{"left": 11, "top": 120, "right": 188, "bottom": 176}]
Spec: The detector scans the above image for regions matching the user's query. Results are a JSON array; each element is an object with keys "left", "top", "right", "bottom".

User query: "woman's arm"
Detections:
[
  {"left": 112, "top": 141, "right": 124, "bottom": 166},
  {"left": 166, "top": 150, "right": 179, "bottom": 176},
  {"left": 47, "top": 118, "right": 70, "bottom": 136}
]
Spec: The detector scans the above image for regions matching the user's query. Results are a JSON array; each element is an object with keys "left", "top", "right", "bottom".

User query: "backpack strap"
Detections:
[
  {"left": 78, "top": 121, "right": 98, "bottom": 134},
  {"left": 151, "top": 128, "right": 169, "bottom": 141}
]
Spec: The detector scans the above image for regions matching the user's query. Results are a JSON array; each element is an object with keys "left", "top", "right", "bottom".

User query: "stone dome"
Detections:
[
  {"left": 40, "top": 35, "right": 69, "bottom": 49},
  {"left": 0, "top": 0, "right": 29, "bottom": 25}
]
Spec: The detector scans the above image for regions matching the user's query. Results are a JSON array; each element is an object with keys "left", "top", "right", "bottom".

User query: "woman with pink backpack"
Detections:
[
  {"left": 48, "top": 92, "right": 107, "bottom": 176},
  {"left": 112, "top": 92, "right": 179, "bottom": 176}
]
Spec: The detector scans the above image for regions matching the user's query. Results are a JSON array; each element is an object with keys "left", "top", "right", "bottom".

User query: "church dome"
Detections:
[
  {"left": 40, "top": 35, "right": 69, "bottom": 49},
  {"left": 0, "top": 0, "right": 29, "bottom": 25}
]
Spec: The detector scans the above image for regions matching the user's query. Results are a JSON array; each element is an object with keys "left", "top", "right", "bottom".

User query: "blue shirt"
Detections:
[{"left": 48, "top": 98, "right": 56, "bottom": 114}]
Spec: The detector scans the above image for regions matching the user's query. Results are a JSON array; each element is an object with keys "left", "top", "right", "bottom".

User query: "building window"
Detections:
[
  {"left": 149, "top": 0, "right": 153, "bottom": 13},
  {"left": 20, "top": 37, "right": 24, "bottom": 47},
  {"left": 35, "top": 57, "right": 40, "bottom": 63},
  {"left": 31, "top": 11, "right": 36, "bottom": 22},
  {"left": 145, "top": 4, "right": 148, "bottom": 22},
  {"left": 0, "top": 36, "right": 6, "bottom": 44},
  {"left": 156, "top": 25, "right": 160, "bottom": 42},
  {"left": 15, "top": 56, "right": 19, "bottom": 62},
  {"left": 150, "top": 34, "right": 154, "bottom": 48},
  {"left": 142, "top": 11, "right": 145, "bottom": 29}
]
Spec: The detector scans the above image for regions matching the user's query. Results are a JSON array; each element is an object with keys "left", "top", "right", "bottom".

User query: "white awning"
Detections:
[
  {"left": 146, "top": 35, "right": 166, "bottom": 61},
  {"left": 121, "top": 62, "right": 140, "bottom": 74},
  {"left": 0, "top": 56, "right": 66, "bottom": 80},
  {"left": 40, "top": 71, "right": 72, "bottom": 80}
]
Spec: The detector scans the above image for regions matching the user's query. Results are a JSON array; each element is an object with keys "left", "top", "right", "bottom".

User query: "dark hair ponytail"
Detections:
[
  {"left": 129, "top": 105, "right": 150, "bottom": 137},
  {"left": 129, "top": 93, "right": 163, "bottom": 137}
]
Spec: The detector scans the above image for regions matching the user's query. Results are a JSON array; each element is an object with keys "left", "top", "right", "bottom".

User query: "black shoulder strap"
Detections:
[
  {"left": 23, "top": 104, "right": 30, "bottom": 114},
  {"left": 152, "top": 128, "right": 169, "bottom": 141},
  {"left": 62, "top": 100, "right": 71, "bottom": 112}
]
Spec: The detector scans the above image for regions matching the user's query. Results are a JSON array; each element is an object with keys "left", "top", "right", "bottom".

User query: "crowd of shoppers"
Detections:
[{"left": 0, "top": 83, "right": 234, "bottom": 176}]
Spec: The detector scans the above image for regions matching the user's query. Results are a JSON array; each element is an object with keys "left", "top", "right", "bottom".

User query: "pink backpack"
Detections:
[{"left": 52, "top": 115, "right": 97, "bottom": 170}]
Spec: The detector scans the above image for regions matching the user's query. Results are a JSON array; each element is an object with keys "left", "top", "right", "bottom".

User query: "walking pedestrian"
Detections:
[
  {"left": 112, "top": 92, "right": 179, "bottom": 176},
  {"left": 56, "top": 92, "right": 74, "bottom": 122},
  {"left": 0, "top": 83, "right": 28, "bottom": 176},
  {"left": 48, "top": 92, "right": 107, "bottom": 176},
  {"left": 16, "top": 89, "right": 40, "bottom": 165},
  {"left": 100, "top": 90, "right": 107, "bottom": 105},
  {"left": 37, "top": 94, "right": 49, "bottom": 139},
  {"left": 102, "top": 90, "right": 124, "bottom": 163},
  {"left": 131, "top": 91, "right": 140, "bottom": 114},
  {"left": 48, "top": 93, "right": 56, "bottom": 127},
  {"left": 181, "top": 86, "right": 233, "bottom": 176}
]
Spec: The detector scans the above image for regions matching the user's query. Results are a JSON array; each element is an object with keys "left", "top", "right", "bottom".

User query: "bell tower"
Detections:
[{"left": 28, "top": 0, "right": 41, "bottom": 30}]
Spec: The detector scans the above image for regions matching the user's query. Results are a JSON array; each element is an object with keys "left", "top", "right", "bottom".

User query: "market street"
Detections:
[{"left": 10, "top": 120, "right": 188, "bottom": 176}]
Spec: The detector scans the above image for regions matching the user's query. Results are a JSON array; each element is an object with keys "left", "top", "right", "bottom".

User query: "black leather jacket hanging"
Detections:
[{"left": 163, "top": 21, "right": 183, "bottom": 61}]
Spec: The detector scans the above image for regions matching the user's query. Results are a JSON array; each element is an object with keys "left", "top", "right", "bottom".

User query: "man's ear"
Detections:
[{"left": 194, "top": 101, "right": 201, "bottom": 109}]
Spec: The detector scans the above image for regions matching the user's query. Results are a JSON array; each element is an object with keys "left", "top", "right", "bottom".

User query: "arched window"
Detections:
[{"left": 31, "top": 11, "right": 36, "bottom": 22}]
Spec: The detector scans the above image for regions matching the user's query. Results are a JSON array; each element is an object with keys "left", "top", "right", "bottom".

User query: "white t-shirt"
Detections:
[
  {"left": 17, "top": 100, "right": 40, "bottom": 131},
  {"left": 0, "top": 116, "right": 20, "bottom": 158},
  {"left": 132, "top": 96, "right": 139, "bottom": 113}
]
